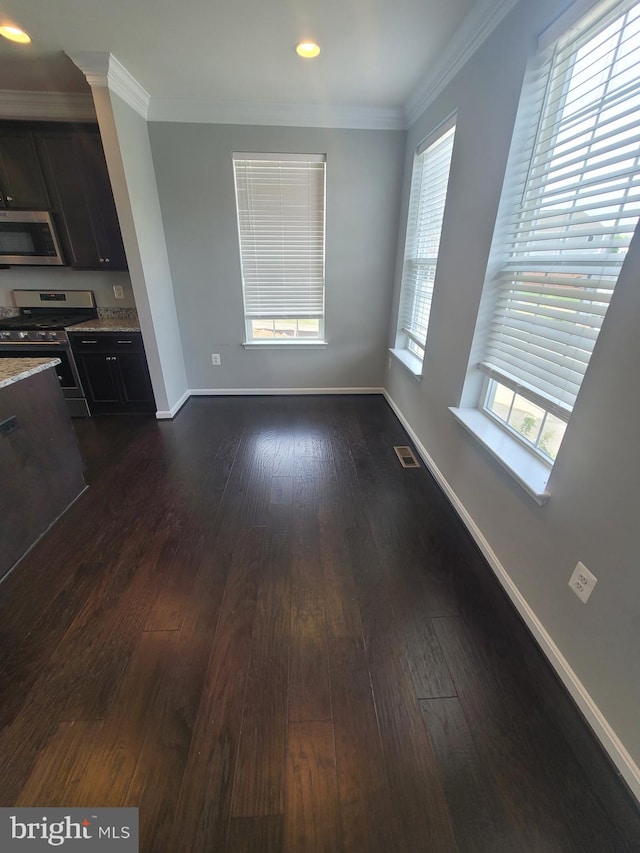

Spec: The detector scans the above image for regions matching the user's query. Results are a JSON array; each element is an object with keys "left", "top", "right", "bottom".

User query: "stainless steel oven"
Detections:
[
  {"left": 0, "top": 290, "right": 98, "bottom": 417},
  {"left": 0, "top": 335, "right": 89, "bottom": 417}
]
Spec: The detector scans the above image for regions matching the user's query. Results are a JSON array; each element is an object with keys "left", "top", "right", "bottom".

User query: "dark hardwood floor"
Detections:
[{"left": 1, "top": 395, "right": 639, "bottom": 852}]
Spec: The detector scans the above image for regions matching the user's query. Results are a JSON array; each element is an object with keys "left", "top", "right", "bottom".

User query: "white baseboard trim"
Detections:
[
  {"left": 155, "top": 388, "right": 190, "bottom": 420},
  {"left": 155, "top": 387, "right": 384, "bottom": 419},
  {"left": 383, "top": 390, "right": 640, "bottom": 803},
  {"left": 189, "top": 386, "right": 384, "bottom": 396}
]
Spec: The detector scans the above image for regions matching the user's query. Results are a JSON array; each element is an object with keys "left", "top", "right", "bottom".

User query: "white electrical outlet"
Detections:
[
  {"left": 569, "top": 561, "right": 598, "bottom": 604},
  {"left": 113, "top": 285, "right": 124, "bottom": 299},
  {"left": 211, "top": 353, "right": 221, "bottom": 366}
]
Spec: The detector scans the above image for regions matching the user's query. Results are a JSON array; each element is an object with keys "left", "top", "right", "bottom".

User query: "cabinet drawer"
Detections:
[{"left": 68, "top": 332, "right": 144, "bottom": 352}]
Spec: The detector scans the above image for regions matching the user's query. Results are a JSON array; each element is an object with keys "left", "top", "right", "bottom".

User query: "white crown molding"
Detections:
[
  {"left": 68, "top": 52, "right": 150, "bottom": 119},
  {"left": 67, "top": 51, "right": 110, "bottom": 88},
  {"left": 0, "top": 90, "right": 96, "bottom": 122},
  {"left": 147, "top": 98, "right": 406, "bottom": 130},
  {"left": 404, "top": 0, "right": 520, "bottom": 128},
  {"left": 65, "top": 0, "right": 518, "bottom": 133},
  {"left": 107, "top": 55, "right": 150, "bottom": 119}
]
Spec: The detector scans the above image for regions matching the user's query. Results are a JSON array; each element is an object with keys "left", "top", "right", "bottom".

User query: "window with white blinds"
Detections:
[
  {"left": 233, "top": 153, "right": 326, "bottom": 342},
  {"left": 396, "top": 118, "right": 456, "bottom": 366},
  {"left": 479, "top": 0, "right": 640, "bottom": 420}
]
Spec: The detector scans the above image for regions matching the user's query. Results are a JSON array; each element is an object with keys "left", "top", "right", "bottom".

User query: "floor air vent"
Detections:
[{"left": 394, "top": 445, "right": 420, "bottom": 468}]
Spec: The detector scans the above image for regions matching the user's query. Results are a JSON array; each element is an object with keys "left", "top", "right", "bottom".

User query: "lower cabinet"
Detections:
[{"left": 69, "top": 332, "right": 156, "bottom": 414}]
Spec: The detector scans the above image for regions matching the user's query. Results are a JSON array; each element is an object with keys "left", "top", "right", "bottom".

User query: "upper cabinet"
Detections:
[
  {"left": 35, "top": 125, "right": 127, "bottom": 271},
  {"left": 0, "top": 127, "right": 50, "bottom": 210}
]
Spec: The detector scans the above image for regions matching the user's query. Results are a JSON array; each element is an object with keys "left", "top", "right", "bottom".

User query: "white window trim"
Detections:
[
  {"left": 389, "top": 347, "right": 423, "bottom": 379},
  {"left": 395, "top": 114, "right": 457, "bottom": 369},
  {"left": 242, "top": 341, "right": 328, "bottom": 350},
  {"left": 243, "top": 318, "right": 326, "bottom": 345},
  {"left": 233, "top": 153, "right": 326, "bottom": 346},
  {"left": 450, "top": 407, "right": 551, "bottom": 504},
  {"left": 460, "top": 0, "right": 640, "bottom": 497}
]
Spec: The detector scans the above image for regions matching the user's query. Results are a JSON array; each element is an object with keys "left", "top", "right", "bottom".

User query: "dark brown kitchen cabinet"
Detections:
[
  {"left": 68, "top": 332, "right": 155, "bottom": 414},
  {"left": 0, "top": 127, "right": 50, "bottom": 209},
  {"left": 35, "top": 126, "right": 127, "bottom": 270}
]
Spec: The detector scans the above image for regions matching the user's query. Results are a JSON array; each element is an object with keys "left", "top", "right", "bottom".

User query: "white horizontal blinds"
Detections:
[
  {"left": 482, "top": 0, "right": 640, "bottom": 415},
  {"left": 399, "top": 121, "right": 456, "bottom": 351},
  {"left": 233, "top": 154, "right": 326, "bottom": 319}
]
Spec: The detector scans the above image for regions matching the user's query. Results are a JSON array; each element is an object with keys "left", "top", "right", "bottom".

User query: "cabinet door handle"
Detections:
[
  {"left": 116, "top": 340, "right": 133, "bottom": 344},
  {"left": 81, "top": 340, "right": 98, "bottom": 344}
]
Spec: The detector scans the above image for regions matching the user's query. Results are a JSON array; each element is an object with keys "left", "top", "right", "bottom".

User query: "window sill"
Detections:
[
  {"left": 449, "top": 407, "right": 551, "bottom": 505},
  {"left": 389, "top": 348, "right": 423, "bottom": 379},
  {"left": 242, "top": 340, "right": 328, "bottom": 350}
]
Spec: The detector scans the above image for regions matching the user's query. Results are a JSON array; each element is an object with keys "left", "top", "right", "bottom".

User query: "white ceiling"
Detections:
[{"left": 0, "top": 0, "right": 514, "bottom": 127}]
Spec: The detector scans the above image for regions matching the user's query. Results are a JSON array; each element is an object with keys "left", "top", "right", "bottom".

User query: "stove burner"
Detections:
[{"left": 0, "top": 309, "right": 98, "bottom": 332}]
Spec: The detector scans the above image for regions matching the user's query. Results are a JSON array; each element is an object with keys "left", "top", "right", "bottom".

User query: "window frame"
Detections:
[
  {"left": 481, "top": 375, "right": 568, "bottom": 463},
  {"left": 472, "top": 0, "right": 640, "bottom": 463},
  {"left": 393, "top": 115, "right": 457, "bottom": 375},
  {"left": 232, "top": 152, "right": 327, "bottom": 346}
]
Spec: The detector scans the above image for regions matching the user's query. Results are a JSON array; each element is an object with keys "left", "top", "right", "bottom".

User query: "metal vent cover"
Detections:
[{"left": 394, "top": 445, "right": 420, "bottom": 468}]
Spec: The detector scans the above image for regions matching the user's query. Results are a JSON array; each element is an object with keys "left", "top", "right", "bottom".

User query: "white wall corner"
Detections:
[
  {"left": 383, "top": 389, "right": 640, "bottom": 803},
  {"left": 67, "top": 52, "right": 150, "bottom": 119},
  {"left": 403, "top": 0, "right": 520, "bottom": 127},
  {"left": 155, "top": 389, "right": 191, "bottom": 419}
]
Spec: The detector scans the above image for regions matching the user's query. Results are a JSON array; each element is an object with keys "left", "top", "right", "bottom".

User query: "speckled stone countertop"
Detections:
[
  {"left": 67, "top": 318, "right": 141, "bottom": 333},
  {"left": 0, "top": 358, "right": 61, "bottom": 390}
]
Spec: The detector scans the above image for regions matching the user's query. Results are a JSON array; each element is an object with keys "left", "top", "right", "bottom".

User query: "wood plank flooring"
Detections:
[{"left": 1, "top": 395, "right": 640, "bottom": 852}]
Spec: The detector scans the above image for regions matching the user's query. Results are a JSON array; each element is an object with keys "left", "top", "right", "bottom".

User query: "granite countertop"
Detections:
[
  {"left": 0, "top": 358, "right": 61, "bottom": 390},
  {"left": 68, "top": 318, "right": 141, "bottom": 333}
]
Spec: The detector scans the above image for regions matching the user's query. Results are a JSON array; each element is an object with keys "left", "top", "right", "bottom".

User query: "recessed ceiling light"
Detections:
[
  {"left": 0, "top": 25, "right": 31, "bottom": 44},
  {"left": 295, "top": 41, "right": 320, "bottom": 59}
]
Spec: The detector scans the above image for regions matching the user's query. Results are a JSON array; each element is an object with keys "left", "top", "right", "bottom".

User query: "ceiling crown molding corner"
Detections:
[
  {"left": 404, "top": 0, "right": 519, "bottom": 128},
  {"left": 107, "top": 55, "right": 150, "bottom": 119},
  {"left": 67, "top": 51, "right": 110, "bottom": 87},
  {"left": 67, "top": 51, "right": 150, "bottom": 119}
]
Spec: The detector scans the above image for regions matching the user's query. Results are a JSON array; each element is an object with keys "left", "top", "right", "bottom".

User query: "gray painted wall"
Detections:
[
  {"left": 148, "top": 123, "right": 405, "bottom": 390},
  {"left": 386, "top": 0, "right": 640, "bottom": 773}
]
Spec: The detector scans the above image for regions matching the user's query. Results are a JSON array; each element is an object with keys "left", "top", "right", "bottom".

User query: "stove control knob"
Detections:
[
  {"left": 48, "top": 332, "right": 58, "bottom": 340},
  {"left": 0, "top": 331, "right": 10, "bottom": 340},
  {"left": 18, "top": 331, "right": 29, "bottom": 339},
  {"left": 37, "top": 331, "right": 47, "bottom": 339}
]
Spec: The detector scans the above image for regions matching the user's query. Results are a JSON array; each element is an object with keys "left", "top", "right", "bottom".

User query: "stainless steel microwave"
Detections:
[{"left": 0, "top": 210, "right": 64, "bottom": 265}]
